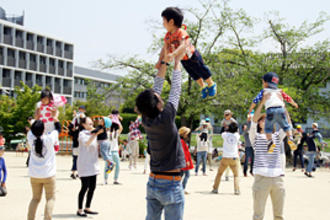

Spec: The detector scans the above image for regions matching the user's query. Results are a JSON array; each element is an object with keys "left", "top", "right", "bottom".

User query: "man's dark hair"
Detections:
[
  {"left": 136, "top": 89, "right": 160, "bottom": 119},
  {"left": 228, "top": 122, "right": 238, "bottom": 133},
  {"left": 161, "top": 7, "right": 183, "bottom": 28}
]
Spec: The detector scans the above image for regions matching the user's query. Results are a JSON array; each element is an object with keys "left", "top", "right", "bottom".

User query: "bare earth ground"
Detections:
[{"left": 0, "top": 152, "right": 330, "bottom": 220}]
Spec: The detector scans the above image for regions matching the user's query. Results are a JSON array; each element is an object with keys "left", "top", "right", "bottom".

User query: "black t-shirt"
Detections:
[
  {"left": 95, "top": 125, "right": 107, "bottom": 141},
  {"left": 142, "top": 102, "right": 186, "bottom": 172}
]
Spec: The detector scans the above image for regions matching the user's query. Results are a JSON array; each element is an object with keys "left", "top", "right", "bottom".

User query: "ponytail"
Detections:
[
  {"left": 35, "top": 136, "right": 43, "bottom": 158},
  {"left": 31, "top": 120, "right": 45, "bottom": 158}
]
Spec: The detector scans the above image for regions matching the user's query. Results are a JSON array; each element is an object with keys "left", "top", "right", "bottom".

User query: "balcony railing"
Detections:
[
  {"left": 47, "top": 46, "right": 53, "bottom": 55},
  {"left": 49, "top": 65, "right": 55, "bottom": 74},
  {"left": 25, "top": 80, "right": 33, "bottom": 88},
  {"left": 15, "top": 38, "right": 24, "bottom": 48},
  {"left": 37, "top": 43, "right": 44, "bottom": 53},
  {"left": 2, "top": 78, "right": 12, "bottom": 87},
  {"left": 29, "top": 62, "right": 37, "bottom": 71},
  {"left": 56, "top": 48, "right": 62, "bottom": 57},
  {"left": 58, "top": 68, "right": 64, "bottom": 76},
  {"left": 64, "top": 51, "right": 73, "bottom": 59},
  {"left": 54, "top": 85, "right": 61, "bottom": 93},
  {"left": 14, "top": 79, "right": 23, "bottom": 87},
  {"left": 7, "top": 57, "right": 15, "bottom": 67},
  {"left": 39, "top": 64, "right": 46, "bottom": 73},
  {"left": 4, "top": 35, "right": 13, "bottom": 45},
  {"left": 63, "top": 87, "right": 72, "bottom": 95},
  {"left": 26, "top": 41, "right": 34, "bottom": 50},
  {"left": 19, "top": 60, "right": 26, "bottom": 69}
]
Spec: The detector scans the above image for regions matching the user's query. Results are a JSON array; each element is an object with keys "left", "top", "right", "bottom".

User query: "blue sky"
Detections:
[{"left": 1, "top": 0, "right": 329, "bottom": 70}]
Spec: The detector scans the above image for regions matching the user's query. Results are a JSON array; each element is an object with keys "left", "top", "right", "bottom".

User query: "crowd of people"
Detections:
[{"left": 0, "top": 6, "right": 328, "bottom": 220}]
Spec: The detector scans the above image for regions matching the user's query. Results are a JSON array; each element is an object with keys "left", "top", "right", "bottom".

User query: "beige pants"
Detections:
[
  {"left": 252, "top": 175, "right": 285, "bottom": 220},
  {"left": 28, "top": 176, "right": 56, "bottom": 220},
  {"left": 129, "top": 140, "right": 139, "bottom": 168},
  {"left": 207, "top": 153, "right": 213, "bottom": 170},
  {"left": 213, "top": 158, "right": 239, "bottom": 191}
]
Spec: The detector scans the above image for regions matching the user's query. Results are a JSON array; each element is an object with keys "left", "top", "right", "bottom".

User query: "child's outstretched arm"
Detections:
[
  {"left": 280, "top": 90, "right": 298, "bottom": 108},
  {"left": 249, "top": 89, "right": 264, "bottom": 114},
  {"left": 166, "top": 38, "right": 189, "bottom": 61},
  {"left": 155, "top": 45, "right": 166, "bottom": 69}
]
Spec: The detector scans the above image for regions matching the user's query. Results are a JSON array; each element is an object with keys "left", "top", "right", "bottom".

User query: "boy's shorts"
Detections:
[
  {"left": 99, "top": 140, "right": 112, "bottom": 161},
  {"left": 265, "top": 107, "right": 291, "bottom": 134},
  {"left": 181, "top": 50, "right": 212, "bottom": 81}
]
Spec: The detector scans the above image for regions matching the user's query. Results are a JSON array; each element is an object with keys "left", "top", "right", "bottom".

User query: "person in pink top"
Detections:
[{"left": 109, "top": 110, "right": 123, "bottom": 133}]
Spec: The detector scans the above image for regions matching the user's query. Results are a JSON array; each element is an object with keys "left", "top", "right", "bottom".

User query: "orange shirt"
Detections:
[{"left": 164, "top": 28, "right": 195, "bottom": 61}]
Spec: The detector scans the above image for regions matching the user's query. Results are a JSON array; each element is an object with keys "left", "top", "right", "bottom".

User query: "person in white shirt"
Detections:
[
  {"left": 249, "top": 95, "right": 287, "bottom": 220},
  {"left": 76, "top": 117, "right": 102, "bottom": 217},
  {"left": 212, "top": 122, "right": 240, "bottom": 195},
  {"left": 195, "top": 132, "right": 209, "bottom": 176},
  {"left": 27, "top": 118, "right": 61, "bottom": 220}
]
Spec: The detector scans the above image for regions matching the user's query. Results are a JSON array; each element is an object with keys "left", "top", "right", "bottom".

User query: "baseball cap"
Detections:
[
  {"left": 205, "top": 118, "right": 210, "bottom": 122},
  {"left": 79, "top": 105, "right": 86, "bottom": 110},
  {"left": 296, "top": 125, "right": 302, "bottom": 129},
  {"left": 312, "top": 123, "right": 318, "bottom": 128},
  {"left": 224, "top": 109, "right": 232, "bottom": 115},
  {"left": 263, "top": 72, "right": 279, "bottom": 88}
]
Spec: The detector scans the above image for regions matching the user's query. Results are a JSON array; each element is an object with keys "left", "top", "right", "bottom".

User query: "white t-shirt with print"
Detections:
[{"left": 222, "top": 132, "right": 240, "bottom": 158}]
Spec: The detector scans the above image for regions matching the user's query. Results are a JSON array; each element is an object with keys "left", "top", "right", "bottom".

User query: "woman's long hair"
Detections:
[{"left": 31, "top": 120, "right": 45, "bottom": 158}]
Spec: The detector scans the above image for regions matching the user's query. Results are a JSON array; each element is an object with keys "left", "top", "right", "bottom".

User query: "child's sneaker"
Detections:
[
  {"left": 106, "top": 162, "right": 115, "bottom": 174},
  {"left": 208, "top": 83, "right": 217, "bottom": 97},
  {"left": 287, "top": 139, "right": 297, "bottom": 151},
  {"left": 201, "top": 86, "right": 208, "bottom": 99},
  {"left": 267, "top": 140, "right": 276, "bottom": 153}
]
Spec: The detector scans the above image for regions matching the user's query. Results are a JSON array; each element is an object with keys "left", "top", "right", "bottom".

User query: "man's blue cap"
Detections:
[
  {"left": 263, "top": 72, "right": 279, "bottom": 88},
  {"left": 205, "top": 118, "right": 210, "bottom": 122}
]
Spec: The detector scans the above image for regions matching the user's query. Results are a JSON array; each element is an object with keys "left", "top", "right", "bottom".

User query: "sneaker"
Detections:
[
  {"left": 304, "top": 172, "right": 309, "bottom": 177},
  {"left": 113, "top": 181, "right": 120, "bottom": 185},
  {"left": 76, "top": 211, "right": 87, "bottom": 217},
  {"left": 249, "top": 171, "right": 254, "bottom": 176},
  {"left": 234, "top": 190, "right": 240, "bottom": 195},
  {"left": 184, "top": 191, "right": 189, "bottom": 195},
  {"left": 104, "top": 180, "right": 108, "bottom": 185},
  {"left": 208, "top": 83, "right": 217, "bottom": 97},
  {"left": 292, "top": 168, "right": 296, "bottom": 172},
  {"left": 106, "top": 162, "right": 115, "bottom": 174},
  {"left": 203, "top": 173, "right": 207, "bottom": 176},
  {"left": 211, "top": 189, "right": 218, "bottom": 194},
  {"left": 287, "top": 140, "right": 297, "bottom": 151},
  {"left": 201, "top": 86, "right": 208, "bottom": 99},
  {"left": 244, "top": 173, "right": 247, "bottom": 177}
]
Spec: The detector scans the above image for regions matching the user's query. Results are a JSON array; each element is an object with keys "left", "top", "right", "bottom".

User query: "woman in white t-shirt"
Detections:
[
  {"left": 76, "top": 117, "right": 102, "bottom": 217},
  {"left": 212, "top": 122, "right": 240, "bottom": 195},
  {"left": 108, "top": 124, "right": 123, "bottom": 185},
  {"left": 27, "top": 118, "right": 61, "bottom": 220}
]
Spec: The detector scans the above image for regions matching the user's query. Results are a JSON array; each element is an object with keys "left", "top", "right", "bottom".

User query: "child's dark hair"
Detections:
[
  {"left": 161, "top": 7, "right": 183, "bottom": 28},
  {"left": 228, "top": 122, "right": 238, "bottom": 133},
  {"left": 79, "top": 117, "right": 88, "bottom": 131},
  {"left": 27, "top": 116, "right": 33, "bottom": 121},
  {"left": 31, "top": 120, "right": 45, "bottom": 158},
  {"left": 40, "top": 88, "right": 54, "bottom": 101},
  {"left": 136, "top": 89, "right": 160, "bottom": 119},
  {"left": 111, "top": 109, "right": 119, "bottom": 115}
]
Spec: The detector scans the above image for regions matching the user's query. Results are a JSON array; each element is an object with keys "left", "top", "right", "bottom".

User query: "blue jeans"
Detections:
[
  {"left": 306, "top": 151, "right": 316, "bottom": 172},
  {"left": 146, "top": 177, "right": 184, "bottom": 220},
  {"left": 243, "top": 147, "right": 254, "bottom": 175},
  {"left": 265, "top": 107, "right": 290, "bottom": 134},
  {"left": 99, "top": 141, "right": 112, "bottom": 161},
  {"left": 111, "top": 151, "right": 120, "bottom": 181},
  {"left": 195, "top": 151, "right": 207, "bottom": 174},
  {"left": 181, "top": 170, "right": 190, "bottom": 190}
]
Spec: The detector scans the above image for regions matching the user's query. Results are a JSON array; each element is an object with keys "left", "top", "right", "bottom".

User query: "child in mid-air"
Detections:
[
  {"left": 156, "top": 7, "right": 217, "bottom": 99},
  {"left": 35, "top": 88, "right": 62, "bottom": 152},
  {"left": 249, "top": 72, "right": 298, "bottom": 153},
  {"left": 109, "top": 109, "right": 123, "bottom": 134}
]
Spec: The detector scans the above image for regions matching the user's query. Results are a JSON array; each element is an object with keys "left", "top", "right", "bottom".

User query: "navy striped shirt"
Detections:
[{"left": 249, "top": 121, "right": 286, "bottom": 177}]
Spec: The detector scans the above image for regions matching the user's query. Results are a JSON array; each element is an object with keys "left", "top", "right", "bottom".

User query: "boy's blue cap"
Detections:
[
  {"left": 205, "top": 118, "right": 210, "bottom": 122},
  {"left": 263, "top": 72, "right": 279, "bottom": 88},
  {"left": 103, "top": 117, "right": 112, "bottom": 129}
]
